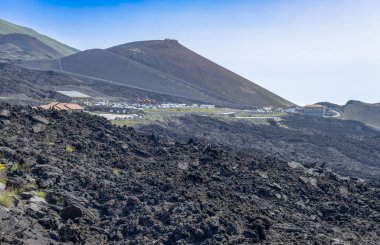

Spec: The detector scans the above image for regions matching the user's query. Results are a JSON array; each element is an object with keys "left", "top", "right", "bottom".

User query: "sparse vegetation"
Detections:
[
  {"left": 53, "top": 195, "right": 66, "bottom": 206},
  {"left": 9, "top": 162, "right": 20, "bottom": 173},
  {"left": 36, "top": 190, "right": 46, "bottom": 199},
  {"left": 112, "top": 168, "right": 120, "bottom": 176},
  {"left": 24, "top": 181, "right": 37, "bottom": 190},
  {"left": 15, "top": 187, "right": 25, "bottom": 195},
  {"left": 0, "top": 176, "right": 6, "bottom": 184},
  {"left": 0, "top": 193, "right": 13, "bottom": 208},
  {"left": 5, "top": 187, "right": 25, "bottom": 196},
  {"left": 0, "top": 162, "right": 6, "bottom": 173},
  {"left": 66, "top": 145, "right": 74, "bottom": 153}
]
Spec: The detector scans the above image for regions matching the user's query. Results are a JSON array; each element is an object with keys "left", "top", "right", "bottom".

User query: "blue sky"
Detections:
[{"left": 1, "top": 0, "right": 379, "bottom": 105}]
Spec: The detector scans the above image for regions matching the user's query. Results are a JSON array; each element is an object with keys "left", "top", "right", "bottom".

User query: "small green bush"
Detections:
[
  {"left": 0, "top": 193, "right": 13, "bottom": 208},
  {"left": 36, "top": 190, "right": 46, "bottom": 199},
  {"left": 66, "top": 145, "right": 74, "bottom": 153},
  {"left": 112, "top": 168, "right": 120, "bottom": 176},
  {"left": 9, "top": 163, "right": 20, "bottom": 173},
  {"left": 0, "top": 177, "right": 6, "bottom": 185},
  {"left": 24, "top": 181, "right": 37, "bottom": 191},
  {"left": 15, "top": 187, "right": 25, "bottom": 195},
  {"left": 0, "top": 163, "right": 6, "bottom": 173}
]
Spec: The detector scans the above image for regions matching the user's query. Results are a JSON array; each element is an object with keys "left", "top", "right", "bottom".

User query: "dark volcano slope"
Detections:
[
  {"left": 57, "top": 49, "right": 228, "bottom": 105},
  {"left": 108, "top": 40, "right": 294, "bottom": 108},
  {"left": 0, "top": 63, "right": 212, "bottom": 106},
  {"left": 0, "top": 104, "right": 379, "bottom": 244},
  {"left": 25, "top": 39, "right": 293, "bottom": 108},
  {"left": 0, "top": 34, "right": 58, "bottom": 55},
  {"left": 140, "top": 114, "right": 380, "bottom": 181},
  {"left": 0, "top": 63, "right": 83, "bottom": 104},
  {"left": 0, "top": 33, "right": 63, "bottom": 61}
]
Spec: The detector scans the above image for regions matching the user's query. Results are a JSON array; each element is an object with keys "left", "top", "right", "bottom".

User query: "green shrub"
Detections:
[
  {"left": 9, "top": 163, "right": 20, "bottom": 173},
  {"left": 0, "top": 193, "right": 13, "bottom": 208},
  {"left": 24, "top": 181, "right": 37, "bottom": 191},
  {"left": 66, "top": 145, "right": 74, "bottom": 153},
  {"left": 0, "top": 177, "right": 6, "bottom": 185},
  {"left": 112, "top": 168, "right": 120, "bottom": 176},
  {"left": 15, "top": 187, "right": 25, "bottom": 195},
  {"left": 36, "top": 190, "right": 46, "bottom": 199},
  {"left": 0, "top": 163, "right": 6, "bottom": 173}
]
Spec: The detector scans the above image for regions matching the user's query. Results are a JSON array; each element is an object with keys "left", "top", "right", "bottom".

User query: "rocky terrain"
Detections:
[
  {"left": 0, "top": 103, "right": 379, "bottom": 244},
  {"left": 140, "top": 114, "right": 380, "bottom": 182}
]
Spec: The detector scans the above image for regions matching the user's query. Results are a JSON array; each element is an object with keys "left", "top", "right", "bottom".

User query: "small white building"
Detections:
[{"left": 303, "top": 104, "right": 326, "bottom": 117}]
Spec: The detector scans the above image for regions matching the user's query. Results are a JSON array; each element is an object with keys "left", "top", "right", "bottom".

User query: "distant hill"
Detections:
[
  {"left": 0, "top": 62, "right": 216, "bottom": 106},
  {"left": 342, "top": 100, "right": 380, "bottom": 130},
  {"left": 316, "top": 102, "right": 343, "bottom": 112},
  {"left": 0, "top": 19, "right": 78, "bottom": 58},
  {"left": 0, "top": 33, "right": 63, "bottom": 61},
  {"left": 108, "top": 40, "right": 293, "bottom": 108},
  {"left": 23, "top": 39, "right": 293, "bottom": 108}
]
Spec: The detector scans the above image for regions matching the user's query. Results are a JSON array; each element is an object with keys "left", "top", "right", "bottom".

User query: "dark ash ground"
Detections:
[{"left": 0, "top": 104, "right": 379, "bottom": 244}]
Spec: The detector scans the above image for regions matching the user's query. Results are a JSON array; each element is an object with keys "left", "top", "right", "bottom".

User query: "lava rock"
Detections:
[
  {"left": 0, "top": 109, "right": 10, "bottom": 118},
  {"left": 32, "top": 115, "right": 50, "bottom": 125},
  {"left": 60, "top": 205, "right": 83, "bottom": 220},
  {"left": 36, "top": 155, "right": 50, "bottom": 165},
  {"left": 19, "top": 191, "right": 34, "bottom": 200},
  {"left": 32, "top": 123, "right": 47, "bottom": 133}
]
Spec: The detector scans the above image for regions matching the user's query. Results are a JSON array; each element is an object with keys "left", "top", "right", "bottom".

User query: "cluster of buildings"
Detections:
[
  {"left": 251, "top": 104, "right": 327, "bottom": 117},
  {"left": 38, "top": 91, "right": 217, "bottom": 114},
  {"left": 37, "top": 90, "right": 327, "bottom": 118},
  {"left": 89, "top": 101, "right": 216, "bottom": 114},
  {"left": 38, "top": 91, "right": 91, "bottom": 111},
  {"left": 158, "top": 103, "right": 215, "bottom": 109}
]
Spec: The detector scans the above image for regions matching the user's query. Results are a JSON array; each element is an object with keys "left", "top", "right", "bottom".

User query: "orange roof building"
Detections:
[{"left": 40, "top": 102, "right": 84, "bottom": 111}]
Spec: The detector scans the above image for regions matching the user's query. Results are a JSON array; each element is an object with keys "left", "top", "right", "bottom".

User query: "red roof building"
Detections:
[{"left": 39, "top": 102, "right": 84, "bottom": 111}]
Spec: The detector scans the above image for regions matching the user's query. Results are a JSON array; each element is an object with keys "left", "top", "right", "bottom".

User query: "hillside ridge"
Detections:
[
  {"left": 0, "top": 19, "right": 78, "bottom": 56},
  {"left": 0, "top": 33, "right": 63, "bottom": 61},
  {"left": 22, "top": 39, "right": 294, "bottom": 108},
  {"left": 108, "top": 40, "right": 294, "bottom": 108}
]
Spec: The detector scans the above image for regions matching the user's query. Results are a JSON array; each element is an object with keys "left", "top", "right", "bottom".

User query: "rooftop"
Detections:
[
  {"left": 40, "top": 102, "right": 84, "bottom": 111},
  {"left": 55, "top": 91, "right": 90, "bottom": 98}
]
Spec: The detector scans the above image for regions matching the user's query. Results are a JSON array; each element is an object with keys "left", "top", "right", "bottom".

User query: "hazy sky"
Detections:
[{"left": 1, "top": 0, "right": 379, "bottom": 105}]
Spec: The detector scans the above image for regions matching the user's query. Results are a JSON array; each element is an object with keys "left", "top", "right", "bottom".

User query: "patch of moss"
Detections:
[
  {"left": 0, "top": 177, "right": 6, "bottom": 185},
  {"left": 112, "top": 168, "right": 120, "bottom": 176},
  {"left": 0, "top": 193, "right": 12, "bottom": 208},
  {"left": 36, "top": 190, "right": 46, "bottom": 199},
  {"left": 66, "top": 145, "right": 74, "bottom": 153},
  {"left": 0, "top": 163, "right": 6, "bottom": 173},
  {"left": 9, "top": 162, "right": 20, "bottom": 173}
]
